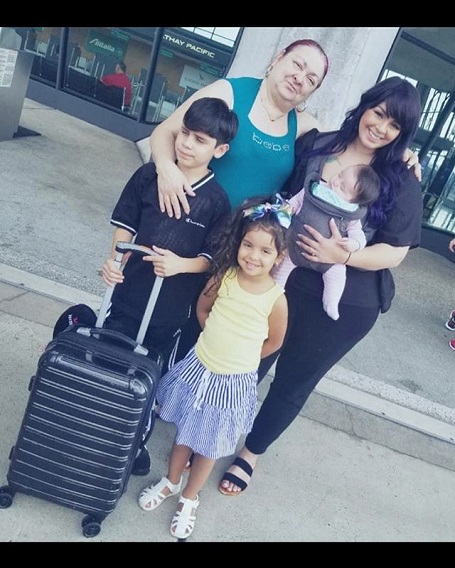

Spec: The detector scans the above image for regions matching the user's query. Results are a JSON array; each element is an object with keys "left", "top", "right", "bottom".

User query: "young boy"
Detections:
[{"left": 100, "top": 97, "right": 238, "bottom": 474}]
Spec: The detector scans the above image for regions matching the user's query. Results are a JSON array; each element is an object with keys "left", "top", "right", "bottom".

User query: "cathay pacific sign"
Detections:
[
  {"left": 161, "top": 31, "right": 230, "bottom": 66},
  {"left": 86, "top": 30, "right": 127, "bottom": 59}
]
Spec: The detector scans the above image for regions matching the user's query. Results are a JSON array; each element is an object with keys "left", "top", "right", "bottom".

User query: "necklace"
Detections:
[{"left": 259, "top": 93, "right": 286, "bottom": 122}]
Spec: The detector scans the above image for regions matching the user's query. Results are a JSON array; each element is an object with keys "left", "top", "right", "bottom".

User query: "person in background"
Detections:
[
  {"left": 272, "top": 163, "right": 380, "bottom": 320},
  {"left": 100, "top": 61, "right": 132, "bottom": 108},
  {"left": 137, "top": 196, "right": 289, "bottom": 539},
  {"left": 219, "top": 76, "right": 424, "bottom": 496},
  {"left": 147, "top": 39, "right": 422, "bottom": 365},
  {"left": 446, "top": 236, "right": 455, "bottom": 350},
  {"left": 99, "top": 97, "right": 238, "bottom": 476}
]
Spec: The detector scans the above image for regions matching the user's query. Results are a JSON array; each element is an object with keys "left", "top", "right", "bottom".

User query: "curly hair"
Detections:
[{"left": 207, "top": 195, "right": 289, "bottom": 292}]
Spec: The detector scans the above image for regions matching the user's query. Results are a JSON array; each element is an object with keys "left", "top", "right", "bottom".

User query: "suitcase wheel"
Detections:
[
  {"left": 81, "top": 515, "right": 102, "bottom": 538},
  {"left": 0, "top": 486, "right": 14, "bottom": 509}
]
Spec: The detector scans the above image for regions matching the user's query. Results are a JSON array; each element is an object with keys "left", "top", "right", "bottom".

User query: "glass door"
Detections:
[{"left": 380, "top": 27, "right": 455, "bottom": 235}]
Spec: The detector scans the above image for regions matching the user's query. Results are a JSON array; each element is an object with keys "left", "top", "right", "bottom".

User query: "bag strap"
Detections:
[{"left": 280, "top": 128, "right": 319, "bottom": 199}]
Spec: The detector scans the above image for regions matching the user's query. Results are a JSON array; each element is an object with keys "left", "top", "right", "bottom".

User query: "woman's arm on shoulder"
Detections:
[
  {"left": 402, "top": 148, "right": 422, "bottom": 182},
  {"left": 150, "top": 79, "right": 234, "bottom": 219}
]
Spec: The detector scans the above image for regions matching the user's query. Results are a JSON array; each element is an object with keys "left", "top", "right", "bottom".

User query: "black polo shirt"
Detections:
[{"left": 110, "top": 162, "right": 230, "bottom": 325}]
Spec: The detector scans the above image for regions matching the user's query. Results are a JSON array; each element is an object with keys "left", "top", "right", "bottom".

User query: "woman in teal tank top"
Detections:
[
  {"left": 146, "top": 39, "right": 330, "bottom": 387},
  {"left": 149, "top": 39, "right": 330, "bottom": 218},
  {"left": 209, "top": 77, "right": 297, "bottom": 208}
]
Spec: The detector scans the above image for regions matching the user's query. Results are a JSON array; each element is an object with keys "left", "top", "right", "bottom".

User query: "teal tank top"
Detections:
[{"left": 209, "top": 77, "right": 297, "bottom": 208}]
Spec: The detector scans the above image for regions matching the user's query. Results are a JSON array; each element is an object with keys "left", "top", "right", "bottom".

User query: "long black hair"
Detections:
[{"left": 303, "top": 77, "right": 421, "bottom": 227}]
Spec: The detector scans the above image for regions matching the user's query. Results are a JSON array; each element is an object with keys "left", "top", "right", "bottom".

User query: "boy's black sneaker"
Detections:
[
  {"left": 445, "top": 310, "right": 455, "bottom": 331},
  {"left": 132, "top": 445, "right": 151, "bottom": 476}
]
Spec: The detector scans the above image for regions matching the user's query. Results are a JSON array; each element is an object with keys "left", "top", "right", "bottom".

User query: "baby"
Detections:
[{"left": 273, "top": 164, "right": 380, "bottom": 320}]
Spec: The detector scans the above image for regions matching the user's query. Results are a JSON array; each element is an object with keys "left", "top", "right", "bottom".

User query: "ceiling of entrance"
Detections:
[{"left": 389, "top": 27, "right": 455, "bottom": 92}]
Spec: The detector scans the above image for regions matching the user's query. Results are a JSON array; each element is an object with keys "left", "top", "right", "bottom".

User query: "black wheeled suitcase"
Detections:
[{"left": 0, "top": 242, "right": 163, "bottom": 538}]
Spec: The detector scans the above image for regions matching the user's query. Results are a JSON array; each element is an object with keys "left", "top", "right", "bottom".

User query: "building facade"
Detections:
[{"left": 18, "top": 27, "right": 242, "bottom": 142}]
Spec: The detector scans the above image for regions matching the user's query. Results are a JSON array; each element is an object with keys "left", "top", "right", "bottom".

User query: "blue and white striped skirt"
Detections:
[{"left": 157, "top": 347, "right": 258, "bottom": 459}]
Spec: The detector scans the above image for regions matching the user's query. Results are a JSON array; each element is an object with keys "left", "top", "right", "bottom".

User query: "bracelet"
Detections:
[{"left": 344, "top": 252, "right": 352, "bottom": 265}]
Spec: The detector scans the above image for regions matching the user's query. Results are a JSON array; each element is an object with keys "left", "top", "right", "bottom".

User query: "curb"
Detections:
[
  {"left": 2, "top": 263, "right": 455, "bottom": 472},
  {"left": 0, "top": 264, "right": 102, "bottom": 309}
]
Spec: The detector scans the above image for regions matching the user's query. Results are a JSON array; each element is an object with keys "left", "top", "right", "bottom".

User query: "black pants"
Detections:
[
  {"left": 258, "top": 351, "right": 280, "bottom": 384},
  {"left": 104, "top": 304, "right": 182, "bottom": 374},
  {"left": 245, "top": 274, "right": 380, "bottom": 455}
]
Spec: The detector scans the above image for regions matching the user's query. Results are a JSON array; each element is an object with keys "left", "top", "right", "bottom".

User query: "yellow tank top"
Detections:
[{"left": 195, "top": 268, "right": 284, "bottom": 374}]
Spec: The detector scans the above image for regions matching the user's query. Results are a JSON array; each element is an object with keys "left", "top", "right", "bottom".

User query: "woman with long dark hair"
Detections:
[{"left": 219, "top": 76, "right": 423, "bottom": 495}]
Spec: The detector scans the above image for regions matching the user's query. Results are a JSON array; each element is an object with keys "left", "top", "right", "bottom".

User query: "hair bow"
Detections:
[{"left": 243, "top": 194, "right": 293, "bottom": 229}]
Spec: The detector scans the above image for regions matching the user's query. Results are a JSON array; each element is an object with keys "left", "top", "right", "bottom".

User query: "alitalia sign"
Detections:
[{"left": 86, "top": 30, "right": 127, "bottom": 59}]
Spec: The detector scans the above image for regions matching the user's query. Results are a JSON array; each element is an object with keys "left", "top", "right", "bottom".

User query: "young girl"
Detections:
[{"left": 137, "top": 196, "right": 290, "bottom": 539}]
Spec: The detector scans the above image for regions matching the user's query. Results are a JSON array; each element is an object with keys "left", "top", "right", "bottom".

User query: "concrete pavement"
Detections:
[{"left": 0, "top": 99, "right": 454, "bottom": 541}]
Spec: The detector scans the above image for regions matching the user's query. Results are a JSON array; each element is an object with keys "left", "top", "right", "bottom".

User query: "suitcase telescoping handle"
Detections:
[{"left": 95, "top": 241, "right": 163, "bottom": 346}]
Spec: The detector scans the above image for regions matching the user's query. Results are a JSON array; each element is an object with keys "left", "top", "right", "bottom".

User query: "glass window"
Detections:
[
  {"left": 62, "top": 28, "right": 155, "bottom": 115},
  {"left": 18, "top": 26, "right": 61, "bottom": 85},
  {"left": 180, "top": 27, "right": 240, "bottom": 47},
  {"left": 381, "top": 27, "right": 455, "bottom": 234},
  {"left": 144, "top": 27, "right": 237, "bottom": 123},
  {"left": 19, "top": 26, "right": 242, "bottom": 139}
]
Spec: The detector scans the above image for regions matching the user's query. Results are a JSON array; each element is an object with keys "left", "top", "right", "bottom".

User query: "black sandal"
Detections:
[{"left": 218, "top": 457, "right": 253, "bottom": 496}]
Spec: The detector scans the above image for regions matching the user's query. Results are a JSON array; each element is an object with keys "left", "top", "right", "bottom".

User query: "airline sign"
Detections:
[
  {"left": 161, "top": 31, "right": 231, "bottom": 66},
  {"left": 86, "top": 30, "right": 128, "bottom": 59}
]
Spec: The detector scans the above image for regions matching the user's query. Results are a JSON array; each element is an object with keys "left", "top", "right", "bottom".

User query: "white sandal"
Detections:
[
  {"left": 170, "top": 495, "right": 199, "bottom": 539},
  {"left": 138, "top": 476, "right": 182, "bottom": 511}
]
